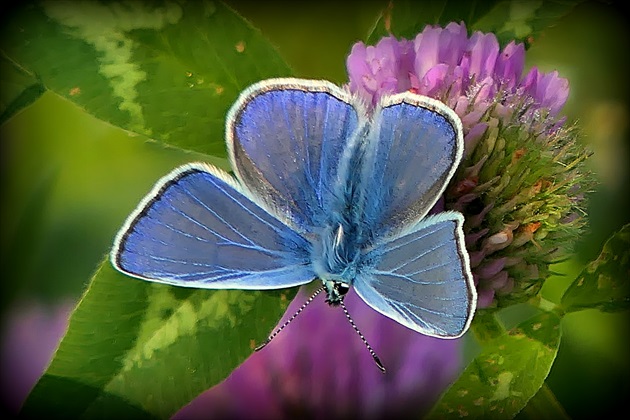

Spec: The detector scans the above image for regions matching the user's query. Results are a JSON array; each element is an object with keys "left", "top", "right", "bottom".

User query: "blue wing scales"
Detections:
[
  {"left": 227, "top": 79, "right": 366, "bottom": 233},
  {"left": 354, "top": 212, "right": 476, "bottom": 338},
  {"left": 359, "top": 94, "right": 464, "bottom": 239},
  {"left": 111, "top": 163, "right": 314, "bottom": 289}
]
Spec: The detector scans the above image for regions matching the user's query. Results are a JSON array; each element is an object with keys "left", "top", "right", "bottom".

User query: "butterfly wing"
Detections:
[
  {"left": 111, "top": 163, "right": 314, "bottom": 289},
  {"left": 354, "top": 212, "right": 476, "bottom": 338},
  {"left": 359, "top": 93, "right": 464, "bottom": 238},
  {"left": 226, "top": 78, "right": 366, "bottom": 233}
]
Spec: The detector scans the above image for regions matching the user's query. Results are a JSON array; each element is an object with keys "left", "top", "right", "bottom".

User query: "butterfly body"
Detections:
[
  {"left": 112, "top": 78, "right": 477, "bottom": 340},
  {"left": 312, "top": 221, "right": 359, "bottom": 305}
]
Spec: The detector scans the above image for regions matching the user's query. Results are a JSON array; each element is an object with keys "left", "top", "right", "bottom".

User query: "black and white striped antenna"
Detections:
[
  {"left": 255, "top": 287, "right": 386, "bottom": 373},
  {"left": 255, "top": 287, "right": 324, "bottom": 351},
  {"left": 340, "top": 299, "right": 386, "bottom": 373}
]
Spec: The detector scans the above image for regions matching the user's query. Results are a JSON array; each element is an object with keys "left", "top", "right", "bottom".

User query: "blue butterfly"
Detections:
[{"left": 111, "top": 78, "right": 477, "bottom": 364}]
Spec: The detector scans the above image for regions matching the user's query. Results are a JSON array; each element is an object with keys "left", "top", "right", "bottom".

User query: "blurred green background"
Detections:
[{"left": 1, "top": 1, "right": 628, "bottom": 417}]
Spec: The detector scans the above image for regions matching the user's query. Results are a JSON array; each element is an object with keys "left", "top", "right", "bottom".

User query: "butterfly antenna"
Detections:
[
  {"left": 340, "top": 299, "right": 386, "bottom": 373},
  {"left": 255, "top": 287, "right": 324, "bottom": 351}
]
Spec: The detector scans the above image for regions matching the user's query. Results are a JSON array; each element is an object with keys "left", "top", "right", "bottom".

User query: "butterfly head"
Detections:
[{"left": 322, "top": 278, "right": 350, "bottom": 306}]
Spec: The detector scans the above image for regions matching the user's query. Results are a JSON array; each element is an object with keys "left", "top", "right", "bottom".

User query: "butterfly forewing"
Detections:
[
  {"left": 227, "top": 79, "right": 365, "bottom": 233},
  {"left": 359, "top": 94, "right": 464, "bottom": 239}
]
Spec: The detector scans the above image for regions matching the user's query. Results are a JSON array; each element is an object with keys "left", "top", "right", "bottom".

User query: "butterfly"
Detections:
[{"left": 111, "top": 78, "right": 477, "bottom": 370}]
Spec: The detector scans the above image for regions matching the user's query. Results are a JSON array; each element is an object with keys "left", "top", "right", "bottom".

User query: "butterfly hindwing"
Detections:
[
  {"left": 111, "top": 163, "right": 314, "bottom": 289},
  {"left": 354, "top": 212, "right": 476, "bottom": 338}
]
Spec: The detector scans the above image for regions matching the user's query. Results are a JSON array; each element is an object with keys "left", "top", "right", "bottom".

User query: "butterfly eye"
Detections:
[{"left": 336, "top": 282, "right": 350, "bottom": 296}]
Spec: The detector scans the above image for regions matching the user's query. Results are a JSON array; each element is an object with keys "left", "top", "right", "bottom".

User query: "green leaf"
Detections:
[
  {"left": 1, "top": 1, "right": 292, "bottom": 156},
  {"left": 516, "top": 383, "right": 570, "bottom": 420},
  {"left": 22, "top": 376, "right": 156, "bottom": 420},
  {"left": 428, "top": 311, "right": 561, "bottom": 419},
  {"left": 0, "top": 52, "right": 45, "bottom": 124},
  {"left": 367, "top": 0, "right": 500, "bottom": 44},
  {"left": 470, "top": 308, "right": 506, "bottom": 342},
  {"left": 23, "top": 261, "right": 297, "bottom": 418},
  {"left": 472, "top": 0, "right": 586, "bottom": 47},
  {"left": 561, "top": 223, "right": 630, "bottom": 313},
  {"left": 366, "top": 0, "right": 584, "bottom": 47}
]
